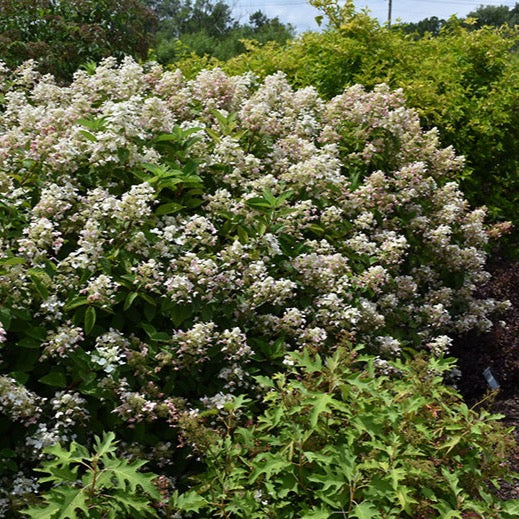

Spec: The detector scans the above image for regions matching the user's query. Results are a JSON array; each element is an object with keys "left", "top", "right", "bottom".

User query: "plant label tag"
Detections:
[{"left": 483, "top": 367, "right": 500, "bottom": 390}]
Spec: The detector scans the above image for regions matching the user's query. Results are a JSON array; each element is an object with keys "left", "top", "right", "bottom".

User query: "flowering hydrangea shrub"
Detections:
[{"left": 0, "top": 57, "right": 508, "bottom": 509}]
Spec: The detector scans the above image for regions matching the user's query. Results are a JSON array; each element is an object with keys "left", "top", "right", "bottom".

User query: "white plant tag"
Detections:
[{"left": 483, "top": 367, "right": 500, "bottom": 390}]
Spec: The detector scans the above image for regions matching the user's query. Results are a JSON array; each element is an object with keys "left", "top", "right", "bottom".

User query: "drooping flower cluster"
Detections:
[{"left": 0, "top": 57, "right": 507, "bottom": 506}]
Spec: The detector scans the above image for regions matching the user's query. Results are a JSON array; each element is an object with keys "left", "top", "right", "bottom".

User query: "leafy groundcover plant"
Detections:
[
  {"left": 172, "top": 347, "right": 518, "bottom": 518},
  {"left": 23, "top": 432, "right": 159, "bottom": 519},
  {"left": 0, "top": 57, "right": 513, "bottom": 514}
]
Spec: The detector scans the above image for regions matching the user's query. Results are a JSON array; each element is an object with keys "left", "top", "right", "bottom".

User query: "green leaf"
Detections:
[
  {"left": 94, "top": 431, "right": 118, "bottom": 457},
  {"left": 141, "top": 322, "right": 171, "bottom": 342},
  {"left": 204, "top": 127, "right": 221, "bottom": 142},
  {"left": 10, "top": 371, "right": 29, "bottom": 384},
  {"left": 254, "top": 375, "right": 275, "bottom": 388},
  {"left": 262, "top": 189, "right": 276, "bottom": 205},
  {"left": 157, "top": 178, "right": 183, "bottom": 193},
  {"left": 76, "top": 116, "right": 106, "bottom": 132},
  {"left": 0, "top": 256, "right": 26, "bottom": 266},
  {"left": 170, "top": 304, "right": 192, "bottom": 327},
  {"left": 101, "top": 458, "right": 159, "bottom": 498},
  {"left": 64, "top": 297, "right": 89, "bottom": 311},
  {"left": 441, "top": 467, "right": 462, "bottom": 497},
  {"left": 53, "top": 486, "right": 89, "bottom": 519},
  {"left": 350, "top": 501, "right": 380, "bottom": 519},
  {"left": 307, "top": 223, "right": 325, "bottom": 236},
  {"left": 37, "top": 464, "right": 79, "bottom": 485},
  {"left": 43, "top": 441, "right": 88, "bottom": 468},
  {"left": 310, "top": 393, "right": 336, "bottom": 428},
  {"left": 503, "top": 500, "right": 519, "bottom": 515},
  {"left": 223, "top": 394, "right": 252, "bottom": 413},
  {"left": 237, "top": 225, "right": 249, "bottom": 243},
  {"left": 330, "top": 445, "right": 357, "bottom": 483},
  {"left": 78, "top": 129, "right": 97, "bottom": 142},
  {"left": 22, "top": 502, "right": 61, "bottom": 519},
  {"left": 307, "top": 472, "right": 346, "bottom": 494},
  {"left": 141, "top": 162, "right": 180, "bottom": 178},
  {"left": 0, "top": 448, "right": 16, "bottom": 458},
  {"left": 22, "top": 158, "right": 36, "bottom": 170},
  {"left": 172, "top": 490, "right": 208, "bottom": 512},
  {"left": 141, "top": 322, "right": 157, "bottom": 338},
  {"left": 17, "top": 337, "right": 40, "bottom": 349},
  {"left": 38, "top": 370, "right": 67, "bottom": 388},
  {"left": 245, "top": 197, "right": 272, "bottom": 211},
  {"left": 296, "top": 349, "right": 323, "bottom": 373},
  {"left": 433, "top": 498, "right": 464, "bottom": 518},
  {"left": 256, "top": 220, "right": 268, "bottom": 235},
  {"left": 0, "top": 307, "right": 11, "bottom": 328},
  {"left": 84, "top": 306, "right": 96, "bottom": 335},
  {"left": 249, "top": 452, "right": 291, "bottom": 483},
  {"left": 109, "top": 490, "right": 155, "bottom": 516},
  {"left": 155, "top": 133, "right": 182, "bottom": 142},
  {"left": 183, "top": 197, "right": 204, "bottom": 209},
  {"left": 22, "top": 326, "right": 47, "bottom": 342},
  {"left": 143, "top": 302, "right": 156, "bottom": 322},
  {"left": 18, "top": 323, "right": 47, "bottom": 349},
  {"left": 131, "top": 169, "right": 152, "bottom": 182},
  {"left": 29, "top": 273, "right": 49, "bottom": 300},
  {"left": 301, "top": 507, "right": 331, "bottom": 519},
  {"left": 440, "top": 434, "right": 463, "bottom": 454},
  {"left": 395, "top": 486, "right": 417, "bottom": 514},
  {"left": 123, "top": 291, "right": 139, "bottom": 311},
  {"left": 155, "top": 202, "right": 184, "bottom": 216},
  {"left": 155, "top": 128, "right": 203, "bottom": 142},
  {"left": 138, "top": 292, "right": 156, "bottom": 306}
]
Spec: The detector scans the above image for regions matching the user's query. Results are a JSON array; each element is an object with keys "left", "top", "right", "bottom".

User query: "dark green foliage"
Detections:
[
  {"left": 0, "top": 0, "right": 157, "bottom": 81},
  {"left": 145, "top": 0, "right": 235, "bottom": 38},
  {"left": 466, "top": 3, "right": 519, "bottom": 29},
  {"left": 398, "top": 16, "right": 449, "bottom": 37}
]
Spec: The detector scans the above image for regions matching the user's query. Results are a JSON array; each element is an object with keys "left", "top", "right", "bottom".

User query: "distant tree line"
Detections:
[
  {"left": 398, "top": 2, "right": 519, "bottom": 36},
  {"left": 142, "top": 0, "right": 295, "bottom": 63}
]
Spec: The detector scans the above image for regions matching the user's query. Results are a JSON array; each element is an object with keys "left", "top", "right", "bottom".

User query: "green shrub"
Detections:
[
  {"left": 173, "top": 347, "right": 519, "bottom": 518},
  {"left": 0, "top": 0, "right": 157, "bottom": 81}
]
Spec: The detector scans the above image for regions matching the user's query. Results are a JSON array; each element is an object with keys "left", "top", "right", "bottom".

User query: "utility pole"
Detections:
[{"left": 388, "top": 0, "right": 392, "bottom": 28}]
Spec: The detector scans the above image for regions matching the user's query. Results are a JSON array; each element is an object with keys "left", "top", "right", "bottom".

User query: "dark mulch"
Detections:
[{"left": 451, "top": 256, "right": 519, "bottom": 500}]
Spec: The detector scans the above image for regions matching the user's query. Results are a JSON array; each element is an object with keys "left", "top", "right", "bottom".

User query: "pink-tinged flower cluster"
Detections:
[
  {"left": 0, "top": 376, "right": 43, "bottom": 425},
  {"left": 0, "top": 58, "right": 508, "bottom": 499}
]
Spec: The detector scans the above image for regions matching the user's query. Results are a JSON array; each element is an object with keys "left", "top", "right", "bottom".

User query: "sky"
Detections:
[{"left": 230, "top": 0, "right": 518, "bottom": 32}]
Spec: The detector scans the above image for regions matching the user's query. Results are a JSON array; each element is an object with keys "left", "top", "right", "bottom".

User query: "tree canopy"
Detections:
[
  {"left": 399, "top": 2, "right": 519, "bottom": 36},
  {"left": 467, "top": 2, "right": 519, "bottom": 29},
  {"left": 144, "top": 0, "right": 295, "bottom": 62},
  {"left": 0, "top": 0, "right": 157, "bottom": 80}
]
